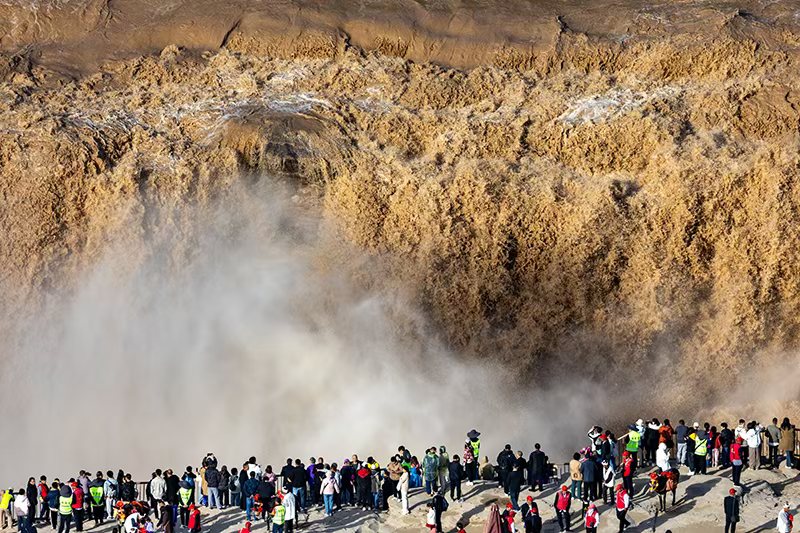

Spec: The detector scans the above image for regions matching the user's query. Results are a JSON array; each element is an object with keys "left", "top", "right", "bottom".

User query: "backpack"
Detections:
[{"left": 440, "top": 497, "right": 449, "bottom": 512}]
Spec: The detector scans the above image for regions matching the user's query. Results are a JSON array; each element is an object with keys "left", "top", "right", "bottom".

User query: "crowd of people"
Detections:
[{"left": 0, "top": 417, "right": 797, "bottom": 533}]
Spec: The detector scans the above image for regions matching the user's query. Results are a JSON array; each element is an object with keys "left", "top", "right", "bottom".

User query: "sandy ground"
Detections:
[{"left": 108, "top": 464, "right": 798, "bottom": 533}]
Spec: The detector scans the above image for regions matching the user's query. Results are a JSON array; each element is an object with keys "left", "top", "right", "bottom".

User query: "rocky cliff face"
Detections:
[{"left": 2, "top": 1, "right": 800, "bottom": 409}]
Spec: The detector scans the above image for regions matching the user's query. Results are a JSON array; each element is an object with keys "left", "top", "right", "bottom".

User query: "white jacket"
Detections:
[
  {"left": 283, "top": 492, "right": 296, "bottom": 521},
  {"left": 746, "top": 428, "right": 761, "bottom": 449},
  {"left": 150, "top": 476, "right": 166, "bottom": 500},
  {"left": 656, "top": 443, "right": 671, "bottom": 472},
  {"left": 777, "top": 510, "right": 791, "bottom": 533},
  {"left": 13, "top": 495, "right": 29, "bottom": 518}
]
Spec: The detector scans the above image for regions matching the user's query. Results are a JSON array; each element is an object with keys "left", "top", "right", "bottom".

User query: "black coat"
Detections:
[
  {"left": 724, "top": 496, "right": 739, "bottom": 520},
  {"left": 497, "top": 450, "right": 515, "bottom": 471},
  {"left": 290, "top": 466, "right": 307, "bottom": 489},
  {"left": 205, "top": 467, "right": 220, "bottom": 489},
  {"left": 166, "top": 475, "right": 180, "bottom": 504},
  {"left": 528, "top": 451, "right": 546, "bottom": 475},
  {"left": 507, "top": 470, "right": 523, "bottom": 493},
  {"left": 448, "top": 461, "right": 464, "bottom": 483},
  {"left": 520, "top": 504, "right": 542, "bottom": 533}
]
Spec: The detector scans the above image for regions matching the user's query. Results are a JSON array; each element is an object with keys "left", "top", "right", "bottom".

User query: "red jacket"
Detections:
[
  {"left": 730, "top": 443, "right": 741, "bottom": 461},
  {"left": 72, "top": 487, "right": 84, "bottom": 510},
  {"left": 188, "top": 507, "right": 201, "bottom": 531},
  {"left": 623, "top": 458, "right": 634, "bottom": 477}
]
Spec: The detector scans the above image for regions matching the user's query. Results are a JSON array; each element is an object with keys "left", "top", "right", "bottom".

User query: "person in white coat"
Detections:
[
  {"left": 282, "top": 488, "right": 296, "bottom": 533},
  {"left": 777, "top": 503, "right": 792, "bottom": 533},
  {"left": 398, "top": 467, "right": 410, "bottom": 515},
  {"left": 656, "top": 443, "right": 671, "bottom": 473}
]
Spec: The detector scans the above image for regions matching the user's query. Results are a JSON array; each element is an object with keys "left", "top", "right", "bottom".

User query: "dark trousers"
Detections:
[
  {"left": 284, "top": 519, "right": 293, "bottom": 533},
  {"left": 741, "top": 447, "right": 749, "bottom": 467},
  {"left": 27, "top": 503, "right": 36, "bottom": 524},
  {"left": 57, "top": 514, "right": 71, "bottom": 533},
  {"left": 725, "top": 517, "right": 737, "bottom": 533},
  {"left": 622, "top": 475, "right": 634, "bottom": 496},
  {"left": 72, "top": 509, "right": 83, "bottom": 532},
  {"left": 556, "top": 510, "right": 570, "bottom": 531},
  {"left": 694, "top": 455, "right": 707, "bottom": 475},
  {"left": 617, "top": 509, "right": 629, "bottom": 532},
  {"left": 92, "top": 505, "right": 104, "bottom": 525},
  {"left": 721, "top": 446, "right": 731, "bottom": 467},
  {"left": 732, "top": 464, "right": 743, "bottom": 486},
  {"left": 602, "top": 485, "right": 613, "bottom": 504},
  {"left": 584, "top": 482, "right": 597, "bottom": 501},
  {"left": 220, "top": 490, "right": 229, "bottom": 507},
  {"left": 769, "top": 446, "right": 780, "bottom": 467},
  {"left": 40, "top": 502, "right": 49, "bottom": 522},
  {"left": 466, "top": 463, "right": 477, "bottom": 482},
  {"left": 50, "top": 510, "right": 58, "bottom": 529},
  {"left": 180, "top": 507, "right": 190, "bottom": 527},
  {"left": 450, "top": 480, "right": 461, "bottom": 501}
]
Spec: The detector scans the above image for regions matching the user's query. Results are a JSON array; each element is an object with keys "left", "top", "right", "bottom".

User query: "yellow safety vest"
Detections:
[
  {"left": 471, "top": 439, "right": 480, "bottom": 458},
  {"left": 694, "top": 435, "right": 708, "bottom": 456},
  {"left": 272, "top": 505, "right": 286, "bottom": 525},
  {"left": 0, "top": 491, "right": 11, "bottom": 510},
  {"left": 59, "top": 496, "right": 73, "bottom": 515},
  {"left": 626, "top": 430, "right": 641, "bottom": 452},
  {"left": 179, "top": 488, "right": 192, "bottom": 506}
]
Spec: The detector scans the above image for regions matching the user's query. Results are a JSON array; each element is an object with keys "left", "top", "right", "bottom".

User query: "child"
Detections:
[
  {"left": 502, "top": 502, "right": 517, "bottom": 533},
  {"left": 584, "top": 503, "right": 599, "bottom": 533},
  {"left": 456, "top": 521, "right": 467, "bottom": 533},
  {"left": 271, "top": 501, "right": 286, "bottom": 533},
  {"left": 425, "top": 503, "right": 436, "bottom": 532},
  {"left": 239, "top": 522, "right": 252, "bottom": 533},
  {"left": 187, "top": 504, "right": 201, "bottom": 533}
]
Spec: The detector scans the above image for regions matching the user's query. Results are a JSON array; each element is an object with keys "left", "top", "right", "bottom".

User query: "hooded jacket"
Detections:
[{"left": 656, "top": 443, "right": 671, "bottom": 472}]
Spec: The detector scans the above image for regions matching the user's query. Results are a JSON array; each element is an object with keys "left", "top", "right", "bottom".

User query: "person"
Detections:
[
  {"left": 432, "top": 491, "right": 448, "bottom": 533},
  {"left": 14, "top": 490, "right": 31, "bottom": 533},
  {"left": 187, "top": 504, "right": 200, "bottom": 533},
  {"left": 46, "top": 482, "right": 60, "bottom": 529},
  {"left": 675, "top": 420, "right": 688, "bottom": 466},
  {"left": 282, "top": 488, "right": 296, "bottom": 533},
  {"left": 480, "top": 457, "right": 495, "bottom": 482},
  {"left": 288, "top": 460, "right": 306, "bottom": 513},
  {"left": 205, "top": 463, "right": 221, "bottom": 510},
  {"left": 398, "top": 467, "right": 410, "bottom": 515},
  {"left": 777, "top": 503, "right": 792, "bottom": 533},
  {"left": 507, "top": 465, "right": 523, "bottom": 510},
  {"left": 150, "top": 470, "right": 165, "bottom": 519},
  {"left": 724, "top": 488, "right": 740, "bottom": 533},
  {"left": 339, "top": 460, "right": 355, "bottom": 507},
  {"left": 423, "top": 449, "right": 439, "bottom": 495},
  {"left": 456, "top": 521, "right": 467, "bottom": 533},
  {"left": 463, "top": 443, "right": 477, "bottom": 485},
  {"left": 584, "top": 502, "right": 599, "bottom": 533},
  {"left": 449, "top": 456, "right": 463, "bottom": 502},
  {"left": 645, "top": 419, "right": 661, "bottom": 466},
  {"left": 569, "top": 453, "right": 582, "bottom": 501},
  {"left": 179, "top": 481, "right": 194, "bottom": 527},
  {"left": 57, "top": 485, "right": 75, "bottom": 533},
  {"left": 270, "top": 498, "right": 286, "bottom": 533},
  {"left": 88, "top": 474, "right": 105, "bottom": 526},
  {"left": 70, "top": 481, "right": 84, "bottom": 532},
  {"left": 519, "top": 497, "right": 541, "bottom": 533},
  {"left": 397, "top": 446, "right": 412, "bottom": 464},
  {"left": 767, "top": 419, "right": 782, "bottom": 468},
  {"left": 218, "top": 467, "right": 230, "bottom": 509},
  {"left": 229, "top": 467, "right": 241, "bottom": 509},
  {"left": 103, "top": 471, "right": 118, "bottom": 521},
  {"left": 579, "top": 454, "right": 596, "bottom": 502},
  {"left": 355, "top": 463, "right": 371, "bottom": 510},
  {"left": 37, "top": 476, "right": 49, "bottom": 524},
  {"left": 602, "top": 461, "right": 615, "bottom": 505},
  {"left": 746, "top": 421, "right": 762, "bottom": 470},
  {"left": 1, "top": 487, "right": 14, "bottom": 530},
  {"left": 437, "top": 447, "right": 450, "bottom": 494},
  {"left": 122, "top": 506, "right": 141, "bottom": 533},
  {"left": 386, "top": 458, "right": 402, "bottom": 501},
  {"left": 656, "top": 442, "right": 670, "bottom": 472},
  {"left": 157, "top": 502, "right": 173, "bottom": 533},
  {"left": 238, "top": 521, "right": 251, "bottom": 533},
  {"left": 467, "top": 430, "right": 481, "bottom": 480},
  {"left": 625, "top": 424, "right": 641, "bottom": 468},
  {"left": 735, "top": 420, "right": 749, "bottom": 468},
  {"left": 615, "top": 484, "right": 630, "bottom": 533},
  {"left": 691, "top": 426, "right": 708, "bottom": 475},
  {"left": 621, "top": 451, "right": 635, "bottom": 496},
  {"left": 528, "top": 445, "right": 547, "bottom": 492},
  {"left": 731, "top": 437, "right": 744, "bottom": 486},
  {"left": 497, "top": 445, "right": 515, "bottom": 493},
  {"left": 320, "top": 472, "right": 338, "bottom": 517},
  {"left": 425, "top": 503, "right": 436, "bottom": 532},
  {"left": 553, "top": 485, "right": 571, "bottom": 533},
  {"left": 482, "top": 503, "right": 503, "bottom": 533},
  {"left": 502, "top": 502, "right": 516, "bottom": 533},
  {"left": 781, "top": 418, "right": 796, "bottom": 469},
  {"left": 24, "top": 479, "right": 36, "bottom": 527},
  {"left": 120, "top": 475, "right": 136, "bottom": 503},
  {"left": 720, "top": 422, "right": 734, "bottom": 468}
]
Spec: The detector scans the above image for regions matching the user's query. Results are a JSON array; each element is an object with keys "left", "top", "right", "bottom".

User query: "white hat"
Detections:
[
  {"left": 693, "top": 422, "right": 700, "bottom": 428},
  {"left": 784, "top": 502, "right": 790, "bottom": 509},
  {"left": 636, "top": 419, "right": 643, "bottom": 426}
]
